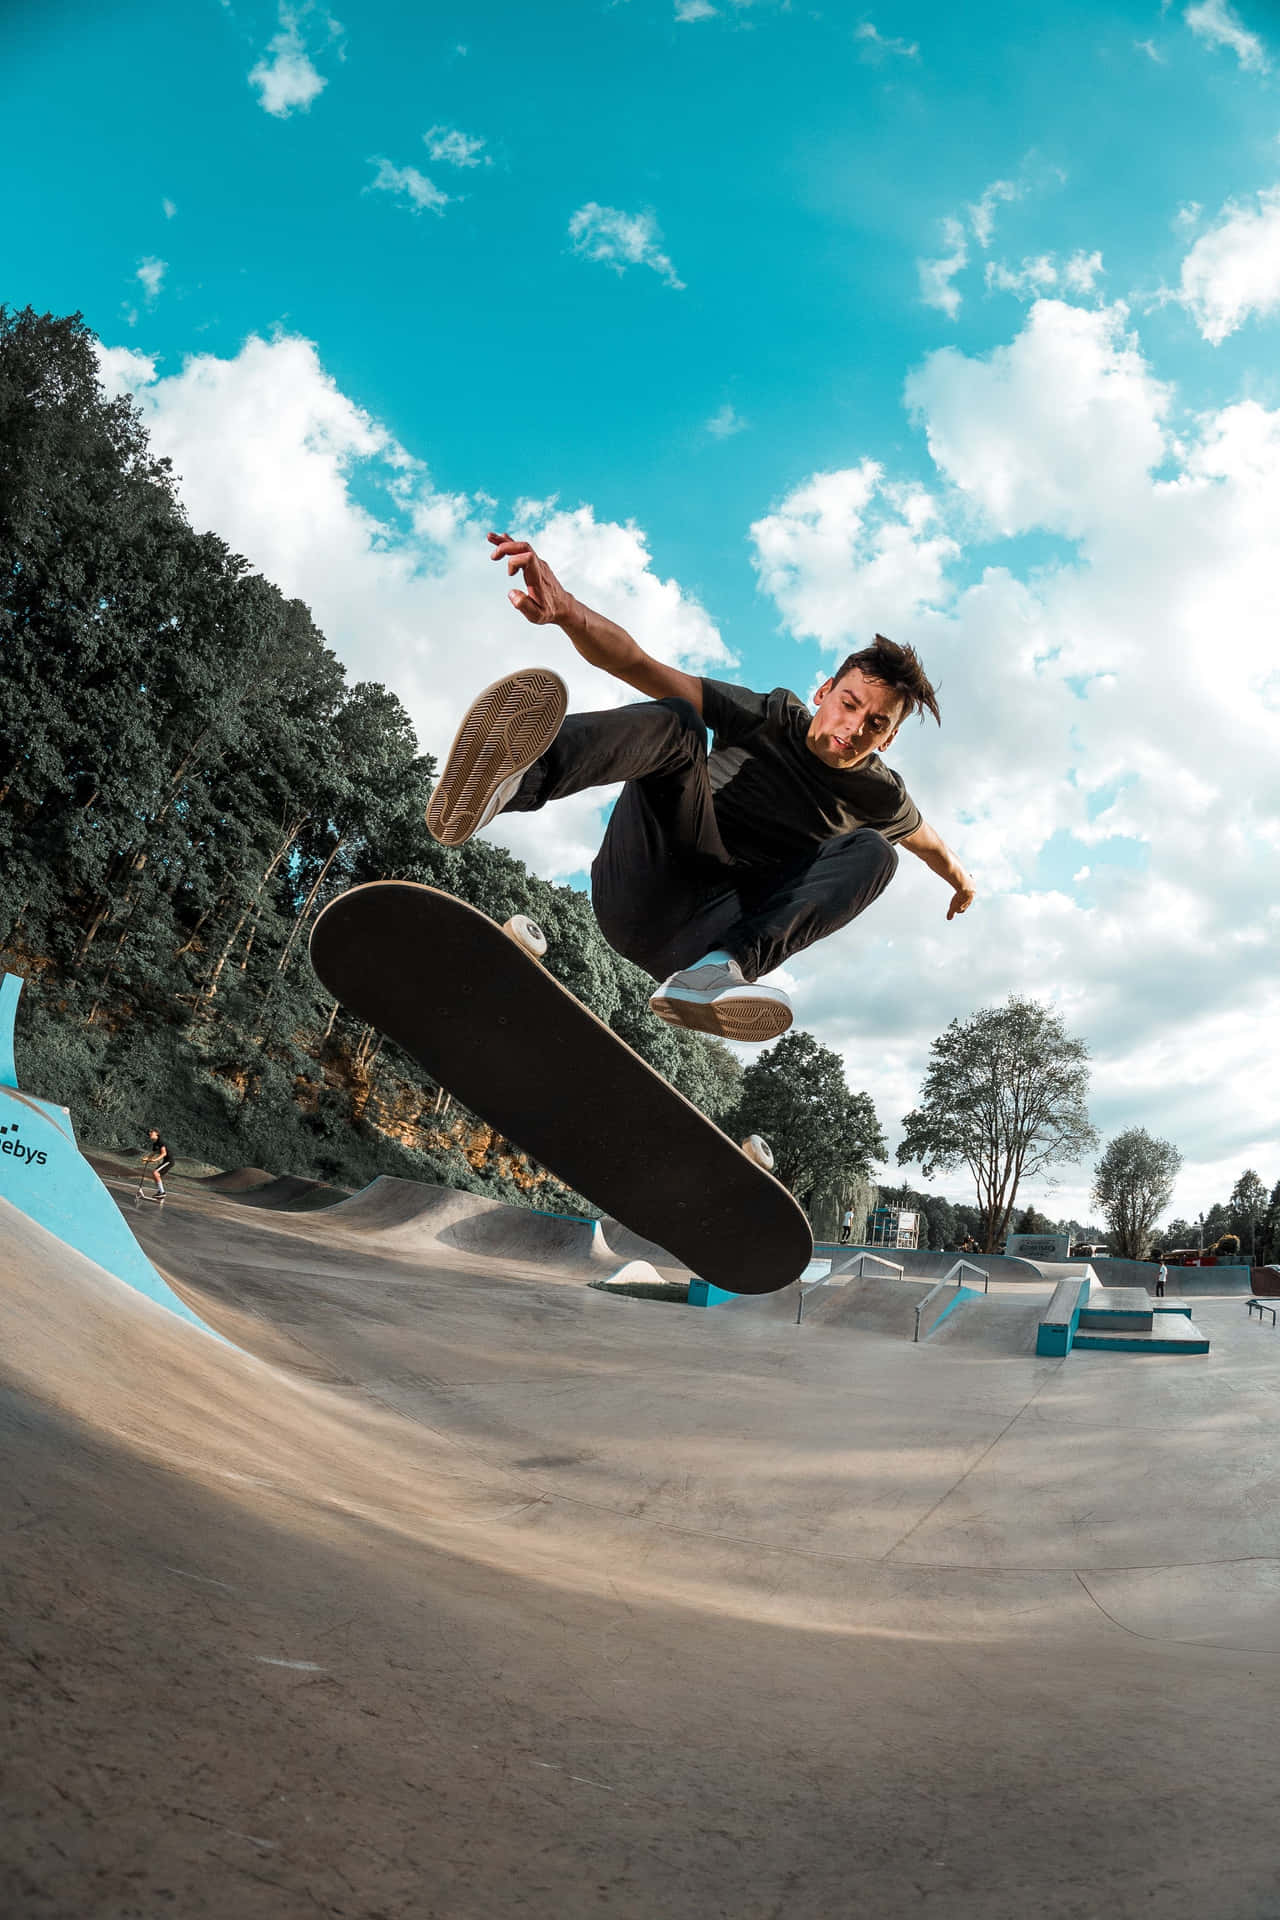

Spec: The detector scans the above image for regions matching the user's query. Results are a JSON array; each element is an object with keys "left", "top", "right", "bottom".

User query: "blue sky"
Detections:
[{"left": 6, "top": 0, "right": 1280, "bottom": 1220}]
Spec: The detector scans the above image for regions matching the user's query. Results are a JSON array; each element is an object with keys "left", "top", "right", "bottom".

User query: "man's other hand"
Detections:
[{"left": 488, "top": 531, "right": 578, "bottom": 626}]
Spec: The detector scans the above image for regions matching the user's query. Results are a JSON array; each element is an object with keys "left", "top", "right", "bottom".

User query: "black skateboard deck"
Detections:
[{"left": 309, "top": 882, "right": 813, "bottom": 1294}]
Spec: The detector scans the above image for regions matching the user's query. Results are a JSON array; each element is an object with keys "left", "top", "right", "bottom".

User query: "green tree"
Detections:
[
  {"left": 898, "top": 996, "right": 1098, "bottom": 1253},
  {"left": 1013, "top": 1204, "right": 1055, "bottom": 1236},
  {"left": 727, "top": 1029, "right": 885, "bottom": 1203},
  {"left": 1261, "top": 1182, "right": 1280, "bottom": 1267},
  {"left": 1228, "top": 1169, "right": 1268, "bottom": 1260},
  {"left": 1092, "top": 1128, "right": 1182, "bottom": 1260}
]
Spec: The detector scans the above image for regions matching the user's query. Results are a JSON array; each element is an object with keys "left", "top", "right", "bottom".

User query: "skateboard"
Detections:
[{"left": 308, "top": 882, "right": 813, "bottom": 1294}]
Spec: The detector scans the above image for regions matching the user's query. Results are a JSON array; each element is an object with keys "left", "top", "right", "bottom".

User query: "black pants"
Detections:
[{"left": 506, "top": 697, "right": 899, "bottom": 983}]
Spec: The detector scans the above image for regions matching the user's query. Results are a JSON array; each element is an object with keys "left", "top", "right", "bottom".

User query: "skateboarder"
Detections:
[{"left": 424, "top": 532, "right": 974, "bottom": 1043}]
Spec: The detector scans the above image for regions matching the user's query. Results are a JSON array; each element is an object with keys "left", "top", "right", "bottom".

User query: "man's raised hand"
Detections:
[{"left": 488, "top": 531, "right": 578, "bottom": 627}]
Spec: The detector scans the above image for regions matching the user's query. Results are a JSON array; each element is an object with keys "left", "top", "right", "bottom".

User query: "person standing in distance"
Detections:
[{"left": 424, "top": 532, "right": 975, "bottom": 1043}]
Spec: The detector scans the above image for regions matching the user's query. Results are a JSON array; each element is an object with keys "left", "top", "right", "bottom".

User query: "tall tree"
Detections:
[
  {"left": 1092, "top": 1128, "right": 1182, "bottom": 1259},
  {"left": 898, "top": 996, "right": 1099, "bottom": 1253},
  {"left": 727, "top": 1029, "right": 885, "bottom": 1202},
  {"left": 1228, "top": 1169, "right": 1268, "bottom": 1260}
]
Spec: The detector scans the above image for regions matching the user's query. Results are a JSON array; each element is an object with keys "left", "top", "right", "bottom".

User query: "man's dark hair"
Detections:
[{"left": 832, "top": 634, "right": 940, "bottom": 726}]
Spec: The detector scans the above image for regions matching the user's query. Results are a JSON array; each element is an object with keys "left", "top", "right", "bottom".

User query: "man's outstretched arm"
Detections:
[
  {"left": 488, "top": 531, "right": 703, "bottom": 713},
  {"left": 900, "top": 820, "right": 975, "bottom": 921}
]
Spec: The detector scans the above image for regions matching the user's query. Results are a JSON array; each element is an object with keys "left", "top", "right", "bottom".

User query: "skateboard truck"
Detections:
[
  {"left": 503, "top": 914, "right": 548, "bottom": 961},
  {"left": 741, "top": 1134, "right": 774, "bottom": 1171}
]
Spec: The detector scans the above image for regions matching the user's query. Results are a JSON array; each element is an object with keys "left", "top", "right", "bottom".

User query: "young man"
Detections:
[
  {"left": 141, "top": 1127, "right": 173, "bottom": 1199},
  {"left": 424, "top": 531, "right": 974, "bottom": 1042}
]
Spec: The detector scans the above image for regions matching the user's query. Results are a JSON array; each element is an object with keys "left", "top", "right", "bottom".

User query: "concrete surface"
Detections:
[{"left": 4, "top": 1173, "right": 1280, "bottom": 1920}]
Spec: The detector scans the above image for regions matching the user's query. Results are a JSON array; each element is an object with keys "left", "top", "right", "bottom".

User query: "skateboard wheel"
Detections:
[
  {"left": 504, "top": 914, "right": 548, "bottom": 960},
  {"left": 741, "top": 1134, "right": 775, "bottom": 1172}
]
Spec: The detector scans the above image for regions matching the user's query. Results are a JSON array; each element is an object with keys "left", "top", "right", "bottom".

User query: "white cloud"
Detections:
[
  {"left": 569, "top": 204, "right": 685, "bottom": 290},
  {"left": 1184, "top": 0, "right": 1270, "bottom": 72},
  {"left": 986, "top": 254, "right": 1059, "bottom": 298},
  {"left": 162, "top": 197, "right": 177, "bottom": 220},
  {"left": 986, "top": 250, "right": 1104, "bottom": 299},
  {"left": 918, "top": 216, "right": 967, "bottom": 318},
  {"left": 968, "top": 178, "right": 1020, "bottom": 249},
  {"left": 707, "top": 403, "right": 747, "bottom": 439},
  {"left": 855, "top": 22, "right": 919, "bottom": 60},
  {"left": 135, "top": 257, "right": 166, "bottom": 304},
  {"left": 367, "top": 158, "right": 451, "bottom": 215},
  {"left": 91, "top": 330, "right": 730, "bottom": 881},
  {"left": 748, "top": 296, "right": 1280, "bottom": 1218},
  {"left": 1135, "top": 37, "right": 1165, "bottom": 62},
  {"left": 1176, "top": 185, "right": 1280, "bottom": 343},
  {"left": 675, "top": 0, "right": 717, "bottom": 17},
  {"left": 1063, "top": 249, "right": 1104, "bottom": 292},
  {"left": 750, "top": 463, "right": 959, "bottom": 650},
  {"left": 424, "top": 126, "right": 489, "bottom": 168},
  {"left": 249, "top": 5, "right": 340, "bottom": 117},
  {"left": 904, "top": 299, "right": 1170, "bottom": 536}
]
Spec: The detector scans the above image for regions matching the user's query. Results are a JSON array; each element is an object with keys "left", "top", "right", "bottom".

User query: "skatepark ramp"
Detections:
[
  {"left": 1091, "top": 1257, "right": 1255, "bottom": 1298},
  {"left": 0, "top": 973, "right": 218, "bottom": 1339}
]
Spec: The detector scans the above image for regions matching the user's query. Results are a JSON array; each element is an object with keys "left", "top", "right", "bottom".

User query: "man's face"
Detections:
[{"left": 806, "top": 667, "right": 906, "bottom": 769}]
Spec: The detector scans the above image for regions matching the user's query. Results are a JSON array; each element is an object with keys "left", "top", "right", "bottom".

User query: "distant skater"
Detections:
[
  {"left": 140, "top": 1127, "right": 173, "bottom": 1200},
  {"left": 839, "top": 1207, "right": 854, "bottom": 1245},
  {"left": 1155, "top": 1262, "right": 1167, "bottom": 1298},
  {"left": 424, "top": 532, "right": 974, "bottom": 1043}
]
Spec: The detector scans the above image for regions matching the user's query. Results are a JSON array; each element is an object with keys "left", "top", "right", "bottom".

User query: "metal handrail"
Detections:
[
  {"left": 797, "top": 1250, "right": 903, "bottom": 1322},
  {"left": 913, "top": 1260, "right": 989, "bottom": 1343},
  {"left": 1248, "top": 1298, "right": 1278, "bottom": 1326},
  {"left": 841, "top": 1252, "right": 905, "bottom": 1279}
]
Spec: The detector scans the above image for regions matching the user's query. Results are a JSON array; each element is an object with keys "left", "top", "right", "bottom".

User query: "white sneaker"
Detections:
[
  {"left": 649, "top": 959, "right": 793, "bottom": 1043},
  {"left": 425, "top": 667, "right": 568, "bottom": 847}
]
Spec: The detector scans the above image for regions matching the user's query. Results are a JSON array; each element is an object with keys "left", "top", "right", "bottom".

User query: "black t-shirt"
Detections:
[{"left": 699, "top": 679, "right": 922, "bottom": 869}]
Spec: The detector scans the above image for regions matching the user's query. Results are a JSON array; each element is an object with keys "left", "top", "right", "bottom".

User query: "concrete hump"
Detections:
[
  {"left": 441, "top": 1208, "right": 617, "bottom": 1270},
  {"left": 228, "top": 1175, "right": 347, "bottom": 1211},
  {"left": 595, "top": 1260, "right": 670, "bottom": 1289},
  {"left": 323, "top": 1176, "right": 492, "bottom": 1239},
  {"left": 197, "top": 1166, "right": 275, "bottom": 1193},
  {"left": 323, "top": 1176, "right": 617, "bottom": 1270}
]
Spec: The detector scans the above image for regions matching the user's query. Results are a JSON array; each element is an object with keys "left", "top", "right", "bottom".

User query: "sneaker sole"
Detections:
[
  {"left": 649, "top": 993, "right": 793, "bottom": 1044},
  {"left": 425, "top": 668, "right": 568, "bottom": 847}
]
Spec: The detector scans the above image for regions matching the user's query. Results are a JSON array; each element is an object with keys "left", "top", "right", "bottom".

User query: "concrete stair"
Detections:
[{"left": 1074, "top": 1287, "right": 1210, "bottom": 1355}]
